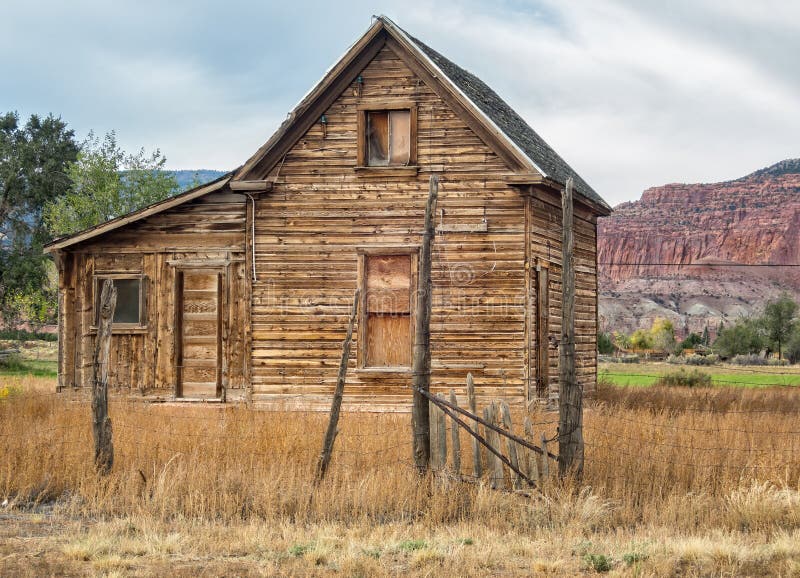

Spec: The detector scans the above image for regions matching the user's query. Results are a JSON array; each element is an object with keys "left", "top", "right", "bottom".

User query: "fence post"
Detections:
[
  {"left": 411, "top": 174, "right": 439, "bottom": 472},
  {"left": 92, "top": 279, "right": 116, "bottom": 475},
  {"left": 429, "top": 398, "right": 441, "bottom": 469},
  {"left": 524, "top": 416, "right": 540, "bottom": 485},
  {"left": 466, "top": 373, "right": 482, "bottom": 478},
  {"left": 541, "top": 433, "right": 550, "bottom": 483},
  {"left": 315, "top": 288, "right": 359, "bottom": 483},
  {"left": 449, "top": 389, "right": 461, "bottom": 474},
  {"left": 558, "top": 176, "right": 584, "bottom": 478},
  {"left": 499, "top": 400, "right": 522, "bottom": 490},
  {"left": 484, "top": 402, "right": 504, "bottom": 489}
]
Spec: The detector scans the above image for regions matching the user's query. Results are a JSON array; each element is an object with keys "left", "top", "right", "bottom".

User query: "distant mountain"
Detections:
[
  {"left": 598, "top": 159, "right": 800, "bottom": 337},
  {"left": 168, "top": 169, "right": 229, "bottom": 190}
]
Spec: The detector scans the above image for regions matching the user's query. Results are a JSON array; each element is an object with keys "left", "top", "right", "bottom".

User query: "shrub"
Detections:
[
  {"left": 685, "top": 354, "right": 717, "bottom": 366},
  {"left": 599, "top": 355, "right": 640, "bottom": 364},
  {"left": 656, "top": 368, "right": 712, "bottom": 387},
  {"left": 583, "top": 553, "right": 613, "bottom": 573},
  {"left": 731, "top": 354, "right": 768, "bottom": 366},
  {"left": 0, "top": 351, "right": 25, "bottom": 372}
]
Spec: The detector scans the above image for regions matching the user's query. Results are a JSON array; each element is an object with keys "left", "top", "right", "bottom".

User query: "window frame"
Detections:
[
  {"left": 92, "top": 273, "right": 147, "bottom": 332},
  {"left": 356, "top": 103, "right": 418, "bottom": 171},
  {"left": 356, "top": 246, "right": 419, "bottom": 373}
]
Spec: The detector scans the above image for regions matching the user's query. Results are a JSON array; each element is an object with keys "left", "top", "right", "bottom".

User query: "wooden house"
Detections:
[{"left": 44, "top": 16, "right": 611, "bottom": 410}]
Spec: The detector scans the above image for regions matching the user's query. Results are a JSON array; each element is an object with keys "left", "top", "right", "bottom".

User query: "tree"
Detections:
[
  {"left": 597, "top": 331, "right": 615, "bottom": 355},
  {"left": 761, "top": 293, "right": 797, "bottom": 360},
  {"left": 44, "top": 131, "right": 180, "bottom": 237},
  {"left": 785, "top": 326, "right": 800, "bottom": 364},
  {"left": 679, "top": 332, "right": 703, "bottom": 352},
  {"left": 714, "top": 317, "right": 765, "bottom": 359},
  {"left": 0, "top": 112, "right": 78, "bottom": 324},
  {"left": 629, "top": 329, "right": 653, "bottom": 351},
  {"left": 701, "top": 324, "right": 710, "bottom": 347},
  {"left": 649, "top": 317, "right": 676, "bottom": 353}
]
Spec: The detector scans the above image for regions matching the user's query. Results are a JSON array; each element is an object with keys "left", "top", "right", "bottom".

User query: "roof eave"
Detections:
[{"left": 43, "top": 173, "right": 233, "bottom": 253}]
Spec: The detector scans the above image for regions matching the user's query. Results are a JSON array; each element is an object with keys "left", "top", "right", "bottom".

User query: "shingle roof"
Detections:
[{"left": 391, "top": 20, "right": 609, "bottom": 211}]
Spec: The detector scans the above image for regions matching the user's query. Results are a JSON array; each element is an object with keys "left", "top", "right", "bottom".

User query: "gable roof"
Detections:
[
  {"left": 46, "top": 16, "right": 609, "bottom": 253},
  {"left": 399, "top": 26, "right": 605, "bottom": 210},
  {"left": 44, "top": 172, "right": 233, "bottom": 252},
  {"left": 235, "top": 15, "right": 610, "bottom": 213}
]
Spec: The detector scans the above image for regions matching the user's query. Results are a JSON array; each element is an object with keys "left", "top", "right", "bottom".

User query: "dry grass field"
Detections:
[{"left": 2, "top": 374, "right": 800, "bottom": 576}]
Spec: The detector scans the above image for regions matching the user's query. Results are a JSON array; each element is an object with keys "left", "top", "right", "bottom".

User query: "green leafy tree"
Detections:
[
  {"left": 649, "top": 317, "right": 676, "bottom": 353},
  {"left": 761, "top": 293, "right": 797, "bottom": 359},
  {"left": 44, "top": 131, "right": 180, "bottom": 237},
  {"left": 597, "top": 331, "right": 615, "bottom": 355},
  {"left": 714, "top": 317, "right": 765, "bottom": 359},
  {"left": 679, "top": 332, "right": 703, "bottom": 351},
  {"left": 785, "top": 325, "right": 800, "bottom": 364},
  {"left": 0, "top": 112, "right": 78, "bottom": 324},
  {"left": 701, "top": 325, "right": 710, "bottom": 346}
]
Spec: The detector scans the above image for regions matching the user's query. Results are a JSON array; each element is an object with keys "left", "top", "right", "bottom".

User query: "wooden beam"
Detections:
[
  {"left": 315, "top": 288, "right": 360, "bottom": 483},
  {"left": 229, "top": 180, "right": 273, "bottom": 192},
  {"left": 92, "top": 279, "right": 116, "bottom": 474},
  {"left": 411, "top": 174, "right": 438, "bottom": 472},
  {"left": 558, "top": 177, "right": 584, "bottom": 478}
]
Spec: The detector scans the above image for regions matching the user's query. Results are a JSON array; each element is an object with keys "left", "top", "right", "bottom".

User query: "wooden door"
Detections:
[{"left": 177, "top": 270, "right": 222, "bottom": 398}]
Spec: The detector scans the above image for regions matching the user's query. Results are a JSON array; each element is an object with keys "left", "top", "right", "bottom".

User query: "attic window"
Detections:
[{"left": 358, "top": 105, "right": 417, "bottom": 168}]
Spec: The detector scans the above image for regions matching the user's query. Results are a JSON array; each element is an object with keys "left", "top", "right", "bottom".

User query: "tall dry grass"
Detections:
[{"left": 2, "top": 378, "right": 800, "bottom": 538}]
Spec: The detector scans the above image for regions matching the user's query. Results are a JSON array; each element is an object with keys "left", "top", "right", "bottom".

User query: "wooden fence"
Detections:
[{"left": 423, "top": 375, "right": 558, "bottom": 490}]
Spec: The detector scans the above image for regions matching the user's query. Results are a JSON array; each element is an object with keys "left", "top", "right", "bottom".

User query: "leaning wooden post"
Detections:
[
  {"left": 411, "top": 174, "right": 439, "bottom": 473},
  {"left": 315, "top": 288, "right": 360, "bottom": 483},
  {"left": 466, "top": 373, "right": 482, "bottom": 477},
  {"left": 499, "top": 400, "right": 522, "bottom": 490},
  {"left": 92, "top": 279, "right": 116, "bottom": 475},
  {"left": 558, "top": 177, "right": 583, "bottom": 479},
  {"left": 449, "top": 389, "right": 461, "bottom": 474}
]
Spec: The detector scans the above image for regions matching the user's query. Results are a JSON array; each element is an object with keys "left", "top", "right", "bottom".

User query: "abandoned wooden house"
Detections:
[{"left": 44, "top": 16, "right": 611, "bottom": 409}]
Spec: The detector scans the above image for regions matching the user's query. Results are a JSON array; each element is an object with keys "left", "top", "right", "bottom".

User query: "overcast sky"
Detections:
[{"left": 2, "top": 0, "right": 798, "bottom": 206}]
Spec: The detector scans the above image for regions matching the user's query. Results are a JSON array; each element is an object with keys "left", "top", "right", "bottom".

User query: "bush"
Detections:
[
  {"left": 0, "top": 351, "right": 25, "bottom": 372},
  {"left": 598, "top": 355, "right": 639, "bottom": 364},
  {"left": 730, "top": 354, "right": 768, "bottom": 366},
  {"left": 665, "top": 353, "right": 718, "bottom": 366},
  {"left": 656, "top": 368, "right": 712, "bottom": 388},
  {"left": 685, "top": 354, "right": 718, "bottom": 366}
]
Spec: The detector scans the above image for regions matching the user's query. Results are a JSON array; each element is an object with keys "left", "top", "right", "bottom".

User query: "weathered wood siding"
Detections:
[
  {"left": 247, "top": 44, "right": 598, "bottom": 410},
  {"left": 57, "top": 190, "right": 250, "bottom": 395}
]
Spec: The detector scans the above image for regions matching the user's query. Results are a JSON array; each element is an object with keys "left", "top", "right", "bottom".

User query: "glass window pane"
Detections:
[
  {"left": 389, "top": 110, "right": 411, "bottom": 165},
  {"left": 366, "top": 111, "right": 389, "bottom": 166},
  {"left": 96, "top": 278, "right": 141, "bottom": 325},
  {"left": 113, "top": 279, "right": 141, "bottom": 324}
]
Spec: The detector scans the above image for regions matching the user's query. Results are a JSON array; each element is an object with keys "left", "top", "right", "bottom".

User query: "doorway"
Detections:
[{"left": 176, "top": 269, "right": 223, "bottom": 398}]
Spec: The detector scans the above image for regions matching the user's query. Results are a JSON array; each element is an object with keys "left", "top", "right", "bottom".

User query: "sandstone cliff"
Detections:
[{"left": 598, "top": 159, "right": 800, "bottom": 336}]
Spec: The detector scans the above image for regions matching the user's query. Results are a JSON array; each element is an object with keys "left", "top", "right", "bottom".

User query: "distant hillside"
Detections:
[
  {"left": 169, "top": 170, "right": 229, "bottom": 190},
  {"left": 598, "top": 159, "right": 800, "bottom": 337}
]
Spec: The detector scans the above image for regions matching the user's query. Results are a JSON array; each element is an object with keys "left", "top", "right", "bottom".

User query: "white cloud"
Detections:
[{"left": 2, "top": 0, "right": 798, "bottom": 203}]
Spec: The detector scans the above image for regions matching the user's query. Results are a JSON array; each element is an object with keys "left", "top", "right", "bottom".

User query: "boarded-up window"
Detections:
[
  {"left": 535, "top": 266, "right": 549, "bottom": 397},
  {"left": 366, "top": 110, "right": 411, "bottom": 166},
  {"left": 94, "top": 277, "right": 144, "bottom": 326},
  {"left": 363, "top": 254, "right": 412, "bottom": 367}
]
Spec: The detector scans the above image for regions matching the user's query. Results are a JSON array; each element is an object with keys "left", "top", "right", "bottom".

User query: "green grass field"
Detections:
[
  {"left": 600, "top": 361, "right": 800, "bottom": 388},
  {"left": 0, "top": 359, "right": 58, "bottom": 378}
]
